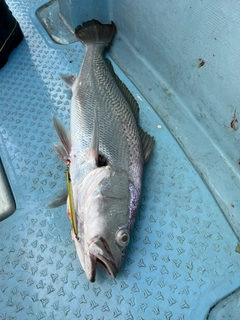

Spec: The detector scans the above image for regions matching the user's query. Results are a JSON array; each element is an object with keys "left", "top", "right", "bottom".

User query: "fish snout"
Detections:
[{"left": 88, "top": 237, "right": 118, "bottom": 281}]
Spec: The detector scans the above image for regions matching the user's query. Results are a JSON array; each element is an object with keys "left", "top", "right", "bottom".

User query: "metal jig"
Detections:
[{"left": 66, "top": 165, "right": 78, "bottom": 239}]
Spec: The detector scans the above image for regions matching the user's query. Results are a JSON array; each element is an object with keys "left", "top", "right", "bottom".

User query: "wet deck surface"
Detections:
[{"left": 0, "top": 1, "right": 240, "bottom": 319}]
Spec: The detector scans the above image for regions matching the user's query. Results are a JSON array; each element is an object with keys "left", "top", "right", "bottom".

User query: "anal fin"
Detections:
[{"left": 59, "top": 74, "right": 77, "bottom": 89}]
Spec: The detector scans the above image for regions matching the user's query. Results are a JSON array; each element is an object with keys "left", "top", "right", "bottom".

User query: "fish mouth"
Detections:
[{"left": 88, "top": 237, "right": 118, "bottom": 282}]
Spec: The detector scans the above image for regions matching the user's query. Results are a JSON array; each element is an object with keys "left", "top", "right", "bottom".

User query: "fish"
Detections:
[{"left": 52, "top": 19, "right": 154, "bottom": 282}]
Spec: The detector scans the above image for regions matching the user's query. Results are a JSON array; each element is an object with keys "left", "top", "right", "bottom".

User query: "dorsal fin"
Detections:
[
  {"left": 59, "top": 74, "right": 77, "bottom": 89},
  {"left": 138, "top": 126, "right": 155, "bottom": 164},
  {"left": 105, "top": 59, "right": 139, "bottom": 122},
  {"left": 105, "top": 59, "right": 154, "bottom": 164}
]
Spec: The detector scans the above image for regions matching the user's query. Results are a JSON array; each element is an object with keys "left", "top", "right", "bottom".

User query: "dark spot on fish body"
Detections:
[{"left": 97, "top": 153, "right": 108, "bottom": 167}]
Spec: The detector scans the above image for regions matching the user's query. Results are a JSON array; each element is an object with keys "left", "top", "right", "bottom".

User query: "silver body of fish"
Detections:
[{"left": 52, "top": 20, "right": 154, "bottom": 282}]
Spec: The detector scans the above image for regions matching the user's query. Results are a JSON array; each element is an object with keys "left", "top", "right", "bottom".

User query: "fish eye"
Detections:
[{"left": 115, "top": 229, "right": 130, "bottom": 247}]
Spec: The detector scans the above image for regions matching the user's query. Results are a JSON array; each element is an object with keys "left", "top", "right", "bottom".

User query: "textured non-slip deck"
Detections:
[{"left": 0, "top": 1, "right": 240, "bottom": 319}]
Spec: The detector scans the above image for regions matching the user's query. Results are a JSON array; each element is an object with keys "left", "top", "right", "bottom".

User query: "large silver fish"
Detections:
[{"left": 52, "top": 20, "right": 154, "bottom": 282}]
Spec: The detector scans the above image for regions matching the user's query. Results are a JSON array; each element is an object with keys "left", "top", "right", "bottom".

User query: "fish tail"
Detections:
[{"left": 75, "top": 19, "right": 116, "bottom": 47}]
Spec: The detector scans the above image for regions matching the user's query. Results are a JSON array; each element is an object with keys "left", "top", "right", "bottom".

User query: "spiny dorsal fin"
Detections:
[
  {"left": 59, "top": 74, "right": 77, "bottom": 89},
  {"left": 138, "top": 126, "right": 155, "bottom": 164},
  {"left": 105, "top": 59, "right": 139, "bottom": 122}
]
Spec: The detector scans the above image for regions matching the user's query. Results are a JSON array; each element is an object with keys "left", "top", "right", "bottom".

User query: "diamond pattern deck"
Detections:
[{"left": 0, "top": 1, "right": 240, "bottom": 319}]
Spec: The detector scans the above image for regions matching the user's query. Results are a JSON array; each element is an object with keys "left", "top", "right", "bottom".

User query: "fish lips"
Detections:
[{"left": 87, "top": 237, "right": 118, "bottom": 282}]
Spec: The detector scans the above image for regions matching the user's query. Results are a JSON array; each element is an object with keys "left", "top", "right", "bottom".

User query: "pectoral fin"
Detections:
[
  {"left": 89, "top": 110, "right": 109, "bottom": 167},
  {"left": 90, "top": 109, "right": 99, "bottom": 165}
]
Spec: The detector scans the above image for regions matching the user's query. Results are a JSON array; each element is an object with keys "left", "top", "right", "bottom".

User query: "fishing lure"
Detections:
[{"left": 66, "top": 165, "right": 78, "bottom": 239}]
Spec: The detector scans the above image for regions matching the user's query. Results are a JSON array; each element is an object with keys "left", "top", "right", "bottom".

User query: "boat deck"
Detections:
[{"left": 0, "top": 1, "right": 240, "bottom": 319}]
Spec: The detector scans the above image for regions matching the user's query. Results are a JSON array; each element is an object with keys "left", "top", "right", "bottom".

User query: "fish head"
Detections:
[
  {"left": 84, "top": 204, "right": 131, "bottom": 282},
  {"left": 73, "top": 165, "right": 133, "bottom": 282}
]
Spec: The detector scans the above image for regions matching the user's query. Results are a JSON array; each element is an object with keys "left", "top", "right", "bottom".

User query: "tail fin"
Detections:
[{"left": 75, "top": 19, "right": 116, "bottom": 47}]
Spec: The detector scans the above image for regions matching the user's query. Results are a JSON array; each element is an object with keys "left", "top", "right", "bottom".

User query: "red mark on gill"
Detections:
[
  {"left": 230, "top": 110, "right": 239, "bottom": 131},
  {"left": 198, "top": 59, "right": 205, "bottom": 68}
]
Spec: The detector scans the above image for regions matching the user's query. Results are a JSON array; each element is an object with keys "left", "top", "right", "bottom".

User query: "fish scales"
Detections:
[
  {"left": 71, "top": 47, "right": 142, "bottom": 190},
  {"left": 52, "top": 20, "right": 154, "bottom": 281}
]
